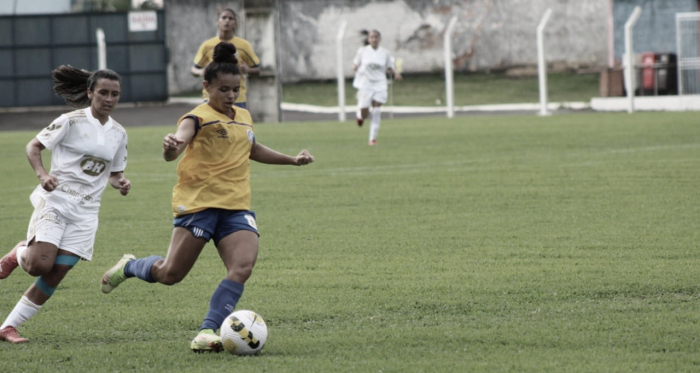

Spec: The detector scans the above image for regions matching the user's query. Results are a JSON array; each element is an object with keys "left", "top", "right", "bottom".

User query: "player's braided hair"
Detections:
[
  {"left": 52, "top": 65, "right": 121, "bottom": 107},
  {"left": 203, "top": 41, "right": 240, "bottom": 83}
]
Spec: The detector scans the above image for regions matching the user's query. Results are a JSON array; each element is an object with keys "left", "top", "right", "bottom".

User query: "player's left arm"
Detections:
[
  {"left": 238, "top": 43, "right": 260, "bottom": 75},
  {"left": 239, "top": 64, "right": 260, "bottom": 76},
  {"left": 238, "top": 43, "right": 261, "bottom": 76},
  {"left": 387, "top": 53, "right": 402, "bottom": 81},
  {"left": 250, "top": 142, "right": 314, "bottom": 166},
  {"left": 389, "top": 68, "right": 402, "bottom": 82},
  {"left": 109, "top": 134, "right": 130, "bottom": 196},
  {"left": 109, "top": 171, "right": 131, "bottom": 196}
]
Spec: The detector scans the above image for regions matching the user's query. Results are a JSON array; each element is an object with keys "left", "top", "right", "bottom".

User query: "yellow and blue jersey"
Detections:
[
  {"left": 193, "top": 36, "right": 260, "bottom": 103},
  {"left": 172, "top": 103, "right": 256, "bottom": 216}
]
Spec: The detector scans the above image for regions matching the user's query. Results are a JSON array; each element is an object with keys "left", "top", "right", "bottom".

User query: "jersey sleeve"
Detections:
[
  {"left": 193, "top": 41, "right": 210, "bottom": 68},
  {"left": 110, "top": 132, "right": 128, "bottom": 172},
  {"left": 352, "top": 47, "right": 363, "bottom": 66},
  {"left": 385, "top": 49, "right": 395, "bottom": 70},
  {"left": 36, "top": 114, "right": 70, "bottom": 150},
  {"left": 238, "top": 40, "right": 260, "bottom": 67}
]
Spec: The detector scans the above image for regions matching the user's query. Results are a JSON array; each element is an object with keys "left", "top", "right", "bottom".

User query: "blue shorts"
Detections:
[{"left": 174, "top": 209, "right": 259, "bottom": 246}]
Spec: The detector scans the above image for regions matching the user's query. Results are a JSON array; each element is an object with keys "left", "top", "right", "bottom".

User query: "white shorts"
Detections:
[
  {"left": 357, "top": 88, "right": 388, "bottom": 109},
  {"left": 27, "top": 198, "right": 97, "bottom": 261}
]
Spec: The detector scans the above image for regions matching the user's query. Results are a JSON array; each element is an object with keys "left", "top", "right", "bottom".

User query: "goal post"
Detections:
[
  {"left": 537, "top": 8, "right": 553, "bottom": 116},
  {"left": 336, "top": 20, "right": 348, "bottom": 122},
  {"left": 444, "top": 16, "right": 458, "bottom": 118},
  {"left": 624, "top": 6, "right": 642, "bottom": 113},
  {"left": 96, "top": 28, "right": 106, "bottom": 70},
  {"left": 676, "top": 12, "right": 700, "bottom": 95}
]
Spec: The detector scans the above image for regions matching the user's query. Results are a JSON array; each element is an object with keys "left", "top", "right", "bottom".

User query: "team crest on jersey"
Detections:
[
  {"left": 216, "top": 129, "right": 229, "bottom": 138},
  {"left": 80, "top": 155, "right": 109, "bottom": 176},
  {"left": 247, "top": 129, "right": 255, "bottom": 144}
]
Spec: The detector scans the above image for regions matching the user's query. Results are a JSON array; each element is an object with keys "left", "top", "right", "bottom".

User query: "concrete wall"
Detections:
[
  {"left": 274, "top": 0, "right": 607, "bottom": 80},
  {"left": 165, "top": 0, "right": 698, "bottom": 94},
  {"left": 166, "top": 0, "right": 613, "bottom": 94},
  {"left": 276, "top": 0, "right": 609, "bottom": 82},
  {"left": 613, "top": 0, "right": 697, "bottom": 60},
  {"left": 165, "top": 0, "right": 244, "bottom": 95}
]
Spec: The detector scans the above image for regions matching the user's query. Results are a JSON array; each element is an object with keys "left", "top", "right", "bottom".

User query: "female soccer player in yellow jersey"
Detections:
[
  {"left": 191, "top": 8, "right": 260, "bottom": 109},
  {"left": 101, "top": 41, "right": 314, "bottom": 353}
]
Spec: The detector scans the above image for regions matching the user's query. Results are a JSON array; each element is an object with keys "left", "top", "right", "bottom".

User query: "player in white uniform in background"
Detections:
[
  {"left": 353, "top": 29, "right": 402, "bottom": 145},
  {"left": 0, "top": 65, "right": 131, "bottom": 344}
]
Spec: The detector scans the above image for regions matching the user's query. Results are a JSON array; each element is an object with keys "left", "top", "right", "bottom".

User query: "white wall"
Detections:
[
  {"left": 166, "top": 0, "right": 610, "bottom": 93},
  {"left": 276, "top": 0, "right": 609, "bottom": 82}
]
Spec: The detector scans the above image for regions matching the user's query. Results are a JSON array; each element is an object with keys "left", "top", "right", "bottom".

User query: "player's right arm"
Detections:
[
  {"left": 191, "top": 42, "right": 210, "bottom": 77},
  {"left": 191, "top": 65, "right": 205, "bottom": 77},
  {"left": 163, "top": 117, "right": 196, "bottom": 162},
  {"left": 352, "top": 47, "right": 363, "bottom": 71},
  {"left": 26, "top": 138, "right": 58, "bottom": 191}
]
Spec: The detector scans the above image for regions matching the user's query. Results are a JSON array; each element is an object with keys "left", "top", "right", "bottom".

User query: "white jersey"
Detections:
[
  {"left": 352, "top": 45, "right": 395, "bottom": 91},
  {"left": 32, "top": 108, "right": 128, "bottom": 220}
]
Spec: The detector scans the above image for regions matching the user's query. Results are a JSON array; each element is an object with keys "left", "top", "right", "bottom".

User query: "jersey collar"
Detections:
[{"left": 84, "top": 107, "right": 113, "bottom": 131}]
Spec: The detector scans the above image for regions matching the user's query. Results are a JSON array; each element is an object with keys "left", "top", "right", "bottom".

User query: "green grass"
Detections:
[
  {"left": 281, "top": 71, "right": 600, "bottom": 107},
  {"left": 1, "top": 111, "right": 699, "bottom": 372}
]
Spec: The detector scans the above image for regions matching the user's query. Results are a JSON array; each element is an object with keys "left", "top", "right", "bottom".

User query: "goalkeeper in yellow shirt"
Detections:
[{"left": 192, "top": 8, "right": 260, "bottom": 109}]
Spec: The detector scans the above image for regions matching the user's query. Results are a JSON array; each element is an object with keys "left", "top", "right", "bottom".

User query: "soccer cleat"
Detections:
[
  {"left": 369, "top": 139, "right": 377, "bottom": 146},
  {"left": 101, "top": 254, "right": 136, "bottom": 294},
  {"left": 356, "top": 117, "right": 363, "bottom": 127},
  {"left": 0, "top": 326, "right": 29, "bottom": 344},
  {"left": 0, "top": 241, "right": 26, "bottom": 280},
  {"left": 190, "top": 329, "right": 223, "bottom": 353}
]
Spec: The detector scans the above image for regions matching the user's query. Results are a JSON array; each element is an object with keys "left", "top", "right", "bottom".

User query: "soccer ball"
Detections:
[{"left": 220, "top": 310, "right": 268, "bottom": 355}]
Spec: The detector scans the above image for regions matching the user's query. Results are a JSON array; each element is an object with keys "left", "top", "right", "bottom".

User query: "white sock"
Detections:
[
  {"left": 16, "top": 242, "right": 27, "bottom": 271},
  {"left": 1, "top": 296, "right": 41, "bottom": 329},
  {"left": 370, "top": 106, "right": 381, "bottom": 141},
  {"left": 356, "top": 108, "right": 363, "bottom": 120}
]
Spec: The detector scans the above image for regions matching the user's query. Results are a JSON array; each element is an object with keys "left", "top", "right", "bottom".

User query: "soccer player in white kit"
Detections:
[
  {"left": 0, "top": 65, "right": 131, "bottom": 344},
  {"left": 352, "top": 29, "right": 402, "bottom": 145}
]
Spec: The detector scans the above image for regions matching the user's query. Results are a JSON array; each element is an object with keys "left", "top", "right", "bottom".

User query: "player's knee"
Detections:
[
  {"left": 23, "top": 259, "right": 52, "bottom": 277},
  {"left": 228, "top": 263, "right": 254, "bottom": 283}
]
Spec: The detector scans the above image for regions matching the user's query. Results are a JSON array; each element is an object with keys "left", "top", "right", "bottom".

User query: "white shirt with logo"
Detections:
[
  {"left": 352, "top": 45, "right": 395, "bottom": 91},
  {"left": 32, "top": 108, "right": 128, "bottom": 220}
]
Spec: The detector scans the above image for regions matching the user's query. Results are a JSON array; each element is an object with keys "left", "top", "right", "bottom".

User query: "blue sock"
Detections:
[
  {"left": 200, "top": 279, "right": 244, "bottom": 331},
  {"left": 123, "top": 255, "right": 162, "bottom": 283}
]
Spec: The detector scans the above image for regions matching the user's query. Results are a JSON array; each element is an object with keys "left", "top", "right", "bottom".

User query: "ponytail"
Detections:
[{"left": 52, "top": 65, "right": 121, "bottom": 107}]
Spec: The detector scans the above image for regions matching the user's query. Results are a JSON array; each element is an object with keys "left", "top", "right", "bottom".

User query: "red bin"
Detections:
[{"left": 641, "top": 52, "right": 656, "bottom": 91}]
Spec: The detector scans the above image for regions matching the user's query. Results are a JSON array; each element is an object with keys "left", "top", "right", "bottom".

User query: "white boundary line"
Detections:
[{"left": 281, "top": 101, "right": 590, "bottom": 114}]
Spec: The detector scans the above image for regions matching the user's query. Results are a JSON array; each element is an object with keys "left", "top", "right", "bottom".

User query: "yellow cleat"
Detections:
[
  {"left": 101, "top": 254, "right": 135, "bottom": 294},
  {"left": 191, "top": 329, "right": 223, "bottom": 353}
]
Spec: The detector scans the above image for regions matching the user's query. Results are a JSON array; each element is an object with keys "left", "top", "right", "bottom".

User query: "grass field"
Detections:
[
  {"left": 0, "top": 111, "right": 699, "bottom": 372},
  {"left": 173, "top": 71, "right": 601, "bottom": 107},
  {"left": 281, "top": 71, "right": 600, "bottom": 107}
]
